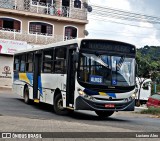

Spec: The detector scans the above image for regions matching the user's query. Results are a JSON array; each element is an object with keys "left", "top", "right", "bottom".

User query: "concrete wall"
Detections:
[
  {"left": 0, "top": 55, "right": 13, "bottom": 88},
  {"left": 0, "top": 12, "right": 86, "bottom": 38}
]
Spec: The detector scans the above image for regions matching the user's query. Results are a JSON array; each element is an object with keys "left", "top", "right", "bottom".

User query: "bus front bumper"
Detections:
[{"left": 75, "top": 96, "right": 135, "bottom": 111}]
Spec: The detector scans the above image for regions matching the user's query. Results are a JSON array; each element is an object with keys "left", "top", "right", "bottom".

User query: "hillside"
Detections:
[{"left": 137, "top": 46, "right": 160, "bottom": 70}]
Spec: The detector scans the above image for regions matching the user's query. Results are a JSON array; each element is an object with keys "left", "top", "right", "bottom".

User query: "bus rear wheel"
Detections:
[
  {"left": 54, "top": 94, "right": 68, "bottom": 115},
  {"left": 24, "top": 87, "right": 30, "bottom": 104},
  {"left": 95, "top": 111, "right": 114, "bottom": 118}
]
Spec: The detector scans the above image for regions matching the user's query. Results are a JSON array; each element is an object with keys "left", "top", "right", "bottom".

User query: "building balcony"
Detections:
[
  {"left": 0, "top": 0, "right": 88, "bottom": 23},
  {"left": 0, "top": 28, "right": 74, "bottom": 45}
]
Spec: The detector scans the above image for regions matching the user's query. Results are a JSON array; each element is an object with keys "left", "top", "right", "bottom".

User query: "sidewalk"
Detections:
[{"left": 0, "top": 86, "right": 12, "bottom": 93}]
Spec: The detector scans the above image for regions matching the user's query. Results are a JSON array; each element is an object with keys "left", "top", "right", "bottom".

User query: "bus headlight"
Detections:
[
  {"left": 84, "top": 94, "right": 94, "bottom": 101},
  {"left": 77, "top": 89, "right": 94, "bottom": 101},
  {"left": 78, "top": 89, "right": 85, "bottom": 95},
  {"left": 131, "top": 93, "right": 136, "bottom": 99}
]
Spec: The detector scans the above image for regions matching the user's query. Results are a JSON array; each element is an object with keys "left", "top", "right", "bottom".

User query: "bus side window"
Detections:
[
  {"left": 14, "top": 55, "right": 20, "bottom": 71},
  {"left": 20, "top": 55, "right": 26, "bottom": 72},
  {"left": 26, "top": 53, "right": 33, "bottom": 72},
  {"left": 43, "top": 49, "right": 53, "bottom": 73},
  {"left": 54, "top": 47, "right": 67, "bottom": 74}
]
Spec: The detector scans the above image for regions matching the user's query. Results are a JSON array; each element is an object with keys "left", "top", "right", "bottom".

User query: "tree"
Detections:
[
  {"left": 136, "top": 46, "right": 160, "bottom": 106},
  {"left": 136, "top": 51, "right": 151, "bottom": 106}
]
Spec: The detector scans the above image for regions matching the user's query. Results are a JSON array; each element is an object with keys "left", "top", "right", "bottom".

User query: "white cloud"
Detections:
[
  {"left": 89, "top": 0, "right": 131, "bottom": 10},
  {"left": 86, "top": 0, "right": 160, "bottom": 48}
]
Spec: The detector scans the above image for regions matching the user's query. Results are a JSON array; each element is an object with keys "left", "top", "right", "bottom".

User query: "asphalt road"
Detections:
[{"left": 0, "top": 90, "right": 160, "bottom": 140}]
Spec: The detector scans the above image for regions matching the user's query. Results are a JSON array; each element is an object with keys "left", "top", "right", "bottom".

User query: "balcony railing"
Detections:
[
  {"left": 0, "top": 28, "right": 76, "bottom": 44},
  {"left": 0, "top": 0, "right": 87, "bottom": 20},
  {"left": 0, "top": 28, "right": 58, "bottom": 44}
]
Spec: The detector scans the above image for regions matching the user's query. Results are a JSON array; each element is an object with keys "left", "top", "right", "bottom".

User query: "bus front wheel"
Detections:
[
  {"left": 54, "top": 94, "right": 68, "bottom": 115},
  {"left": 95, "top": 111, "right": 114, "bottom": 118}
]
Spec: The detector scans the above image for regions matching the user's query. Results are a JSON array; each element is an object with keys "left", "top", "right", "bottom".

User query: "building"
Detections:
[
  {"left": 0, "top": 0, "right": 88, "bottom": 45},
  {"left": 0, "top": 0, "right": 89, "bottom": 88},
  {"left": 0, "top": 39, "right": 28, "bottom": 88}
]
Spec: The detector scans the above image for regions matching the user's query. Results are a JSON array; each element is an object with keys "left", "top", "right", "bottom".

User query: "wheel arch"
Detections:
[
  {"left": 23, "top": 84, "right": 29, "bottom": 98},
  {"left": 53, "top": 88, "right": 62, "bottom": 102}
]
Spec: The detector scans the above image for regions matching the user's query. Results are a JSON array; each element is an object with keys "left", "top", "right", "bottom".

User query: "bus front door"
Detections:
[
  {"left": 66, "top": 48, "right": 76, "bottom": 107},
  {"left": 33, "top": 52, "right": 42, "bottom": 102}
]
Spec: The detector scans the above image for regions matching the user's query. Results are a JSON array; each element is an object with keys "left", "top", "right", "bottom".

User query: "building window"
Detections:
[
  {"left": 32, "top": 0, "right": 53, "bottom": 6},
  {"left": 62, "top": 0, "right": 70, "bottom": 7},
  {"left": 29, "top": 22, "right": 53, "bottom": 36},
  {"left": 0, "top": 18, "right": 21, "bottom": 32},
  {"left": 74, "top": 0, "right": 81, "bottom": 8},
  {"left": 64, "top": 26, "right": 77, "bottom": 40}
]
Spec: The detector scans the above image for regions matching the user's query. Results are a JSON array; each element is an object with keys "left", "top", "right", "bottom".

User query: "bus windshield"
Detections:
[{"left": 78, "top": 53, "right": 135, "bottom": 87}]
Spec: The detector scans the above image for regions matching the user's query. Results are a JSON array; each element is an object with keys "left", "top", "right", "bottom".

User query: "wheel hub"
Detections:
[{"left": 57, "top": 99, "right": 64, "bottom": 110}]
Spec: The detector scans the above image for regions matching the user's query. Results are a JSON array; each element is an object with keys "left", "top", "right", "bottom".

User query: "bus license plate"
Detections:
[{"left": 105, "top": 104, "right": 115, "bottom": 108}]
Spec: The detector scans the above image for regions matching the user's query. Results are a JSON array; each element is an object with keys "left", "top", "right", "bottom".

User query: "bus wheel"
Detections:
[
  {"left": 135, "top": 100, "right": 141, "bottom": 107},
  {"left": 95, "top": 111, "right": 114, "bottom": 118},
  {"left": 54, "top": 94, "right": 68, "bottom": 115},
  {"left": 24, "top": 87, "right": 30, "bottom": 104}
]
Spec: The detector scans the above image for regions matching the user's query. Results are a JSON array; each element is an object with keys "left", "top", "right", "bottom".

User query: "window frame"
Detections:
[
  {"left": 26, "top": 52, "right": 34, "bottom": 73},
  {"left": 42, "top": 48, "right": 54, "bottom": 73},
  {"left": 14, "top": 54, "right": 26, "bottom": 72},
  {"left": 14, "top": 55, "right": 20, "bottom": 72},
  {"left": 31, "top": 0, "right": 53, "bottom": 8},
  {"left": 73, "top": 0, "right": 82, "bottom": 9},
  {"left": 0, "top": 17, "right": 22, "bottom": 33},
  {"left": 28, "top": 21, "right": 54, "bottom": 36},
  {"left": 64, "top": 25, "right": 78, "bottom": 41},
  {"left": 54, "top": 46, "right": 67, "bottom": 74}
]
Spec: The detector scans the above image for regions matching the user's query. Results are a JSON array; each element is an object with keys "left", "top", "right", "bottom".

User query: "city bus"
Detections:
[{"left": 13, "top": 38, "right": 136, "bottom": 118}]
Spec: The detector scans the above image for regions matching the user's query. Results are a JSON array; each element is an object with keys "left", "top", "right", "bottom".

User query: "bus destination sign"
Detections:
[{"left": 81, "top": 40, "right": 135, "bottom": 54}]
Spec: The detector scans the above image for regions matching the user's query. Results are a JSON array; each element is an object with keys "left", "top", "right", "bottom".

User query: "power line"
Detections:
[
  {"left": 88, "top": 3, "right": 160, "bottom": 25},
  {"left": 87, "top": 28, "right": 157, "bottom": 36},
  {"left": 88, "top": 17, "right": 160, "bottom": 30},
  {"left": 90, "top": 3, "right": 160, "bottom": 21},
  {"left": 89, "top": 30, "right": 159, "bottom": 39}
]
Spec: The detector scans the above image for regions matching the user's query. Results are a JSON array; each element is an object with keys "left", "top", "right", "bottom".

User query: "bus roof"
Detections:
[{"left": 14, "top": 38, "right": 136, "bottom": 55}]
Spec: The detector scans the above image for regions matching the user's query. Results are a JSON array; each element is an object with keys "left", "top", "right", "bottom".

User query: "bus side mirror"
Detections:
[{"left": 73, "top": 52, "right": 79, "bottom": 63}]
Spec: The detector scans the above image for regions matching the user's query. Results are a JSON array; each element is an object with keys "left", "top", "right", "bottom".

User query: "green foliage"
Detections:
[
  {"left": 136, "top": 46, "right": 160, "bottom": 83},
  {"left": 151, "top": 84, "right": 160, "bottom": 94},
  {"left": 140, "top": 107, "right": 160, "bottom": 116}
]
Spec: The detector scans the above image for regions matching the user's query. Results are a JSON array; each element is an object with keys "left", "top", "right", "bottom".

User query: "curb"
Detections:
[{"left": 0, "top": 87, "right": 12, "bottom": 93}]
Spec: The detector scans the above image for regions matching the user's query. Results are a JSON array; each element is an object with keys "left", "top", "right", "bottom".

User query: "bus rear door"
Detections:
[{"left": 33, "top": 51, "right": 42, "bottom": 102}]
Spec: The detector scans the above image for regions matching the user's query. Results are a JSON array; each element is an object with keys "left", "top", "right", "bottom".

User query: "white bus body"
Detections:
[{"left": 13, "top": 38, "right": 136, "bottom": 117}]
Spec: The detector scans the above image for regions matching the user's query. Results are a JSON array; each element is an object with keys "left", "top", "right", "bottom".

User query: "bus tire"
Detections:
[
  {"left": 95, "top": 111, "right": 114, "bottom": 118},
  {"left": 24, "top": 87, "right": 30, "bottom": 104},
  {"left": 135, "top": 100, "right": 141, "bottom": 107},
  {"left": 54, "top": 94, "right": 68, "bottom": 115}
]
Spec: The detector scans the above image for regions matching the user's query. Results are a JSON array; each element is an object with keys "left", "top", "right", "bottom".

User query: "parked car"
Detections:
[{"left": 146, "top": 94, "right": 160, "bottom": 108}]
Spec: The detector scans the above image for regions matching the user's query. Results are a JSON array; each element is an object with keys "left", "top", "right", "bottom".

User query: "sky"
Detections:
[{"left": 86, "top": 0, "right": 160, "bottom": 48}]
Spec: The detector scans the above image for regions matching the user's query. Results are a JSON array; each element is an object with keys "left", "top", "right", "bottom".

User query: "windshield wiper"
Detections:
[
  {"left": 82, "top": 53, "right": 109, "bottom": 68},
  {"left": 116, "top": 56, "right": 125, "bottom": 71}
]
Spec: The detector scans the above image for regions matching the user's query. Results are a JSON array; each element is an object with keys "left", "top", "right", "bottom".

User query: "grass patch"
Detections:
[{"left": 140, "top": 107, "right": 160, "bottom": 117}]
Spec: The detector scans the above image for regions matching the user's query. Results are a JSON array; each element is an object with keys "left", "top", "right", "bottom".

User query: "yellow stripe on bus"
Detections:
[
  {"left": 99, "top": 92, "right": 107, "bottom": 96},
  {"left": 19, "top": 73, "right": 30, "bottom": 84}
]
